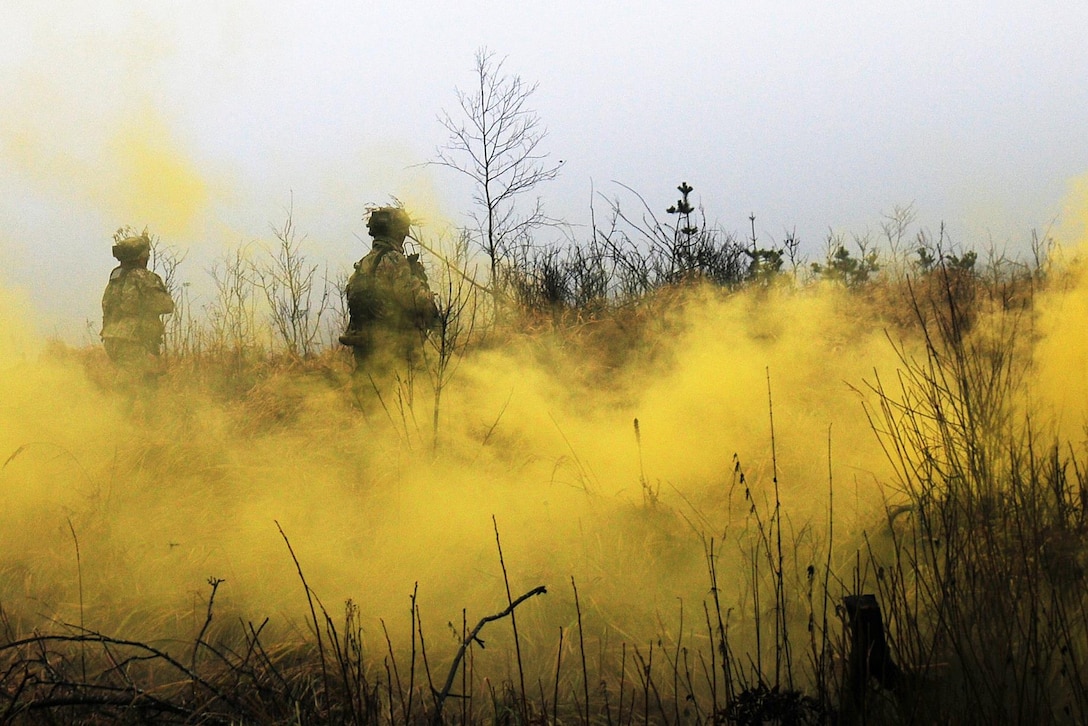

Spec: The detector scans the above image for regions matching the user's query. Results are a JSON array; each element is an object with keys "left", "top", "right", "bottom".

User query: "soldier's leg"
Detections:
[
  {"left": 351, "top": 346, "right": 383, "bottom": 414},
  {"left": 103, "top": 339, "right": 149, "bottom": 412}
]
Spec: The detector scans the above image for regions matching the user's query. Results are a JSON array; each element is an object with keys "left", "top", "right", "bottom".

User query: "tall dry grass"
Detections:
[{"left": 3, "top": 220, "right": 1086, "bottom": 724}]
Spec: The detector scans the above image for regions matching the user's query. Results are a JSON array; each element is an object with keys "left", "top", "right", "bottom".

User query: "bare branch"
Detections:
[
  {"left": 431, "top": 46, "right": 562, "bottom": 290},
  {"left": 431, "top": 585, "right": 547, "bottom": 723}
]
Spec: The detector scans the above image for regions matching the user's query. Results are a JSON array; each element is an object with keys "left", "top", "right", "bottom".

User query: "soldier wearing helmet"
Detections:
[
  {"left": 100, "top": 229, "right": 175, "bottom": 387},
  {"left": 340, "top": 205, "right": 439, "bottom": 404}
]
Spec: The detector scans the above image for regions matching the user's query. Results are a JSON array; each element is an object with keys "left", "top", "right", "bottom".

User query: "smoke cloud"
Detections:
[
  {"left": 0, "top": 273, "right": 907, "bottom": 657},
  {"left": 2, "top": 2, "right": 1086, "bottom": 679},
  {"left": 3, "top": 176, "right": 1088, "bottom": 672},
  {"left": 1032, "top": 172, "right": 1088, "bottom": 441}
]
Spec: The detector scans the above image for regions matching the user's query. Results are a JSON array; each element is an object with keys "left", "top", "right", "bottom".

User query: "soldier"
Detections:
[
  {"left": 100, "top": 230, "right": 175, "bottom": 388},
  {"left": 339, "top": 206, "right": 439, "bottom": 404}
]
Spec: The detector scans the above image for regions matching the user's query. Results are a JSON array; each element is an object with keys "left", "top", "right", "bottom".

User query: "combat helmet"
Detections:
[
  {"left": 112, "top": 232, "right": 151, "bottom": 263},
  {"left": 366, "top": 206, "right": 412, "bottom": 240}
]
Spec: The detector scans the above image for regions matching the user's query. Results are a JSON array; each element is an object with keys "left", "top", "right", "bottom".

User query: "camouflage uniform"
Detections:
[
  {"left": 101, "top": 234, "right": 175, "bottom": 386},
  {"left": 340, "top": 207, "right": 439, "bottom": 386}
]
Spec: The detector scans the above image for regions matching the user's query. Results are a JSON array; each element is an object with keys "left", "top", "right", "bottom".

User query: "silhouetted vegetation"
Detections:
[{"left": 5, "top": 176, "right": 1086, "bottom": 725}]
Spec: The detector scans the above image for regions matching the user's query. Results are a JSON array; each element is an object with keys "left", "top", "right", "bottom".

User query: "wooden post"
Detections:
[{"left": 843, "top": 594, "right": 902, "bottom": 702}]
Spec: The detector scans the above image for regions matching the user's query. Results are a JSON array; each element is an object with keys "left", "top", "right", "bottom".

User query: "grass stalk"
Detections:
[
  {"left": 66, "top": 518, "right": 86, "bottom": 683},
  {"left": 493, "top": 514, "right": 530, "bottom": 723},
  {"left": 275, "top": 520, "right": 331, "bottom": 711},
  {"left": 572, "top": 576, "right": 590, "bottom": 726}
]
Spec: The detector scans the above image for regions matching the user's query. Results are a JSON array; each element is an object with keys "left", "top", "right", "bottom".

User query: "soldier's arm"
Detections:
[
  {"left": 150, "top": 286, "right": 175, "bottom": 316},
  {"left": 155, "top": 292, "right": 176, "bottom": 315},
  {"left": 407, "top": 253, "right": 429, "bottom": 284},
  {"left": 142, "top": 274, "right": 176, "bottom": 315},
  {"left": 406, "top": 269, "right": 440, "bottom": 328}
]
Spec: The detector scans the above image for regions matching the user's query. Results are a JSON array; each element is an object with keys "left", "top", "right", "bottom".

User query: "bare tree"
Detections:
[
  {"left": 148, "top": 239, "right": 192, "bottom": 358},
  {"left": 879, "top": 201, "right": 918, "bottom": 274},
  {"left": 421, "top": 228, "right": 482, "bottom": 450},
  {"left": 253, "top": 203, "right": 331, "bottom": 359},
  {"left": 433, "top": 47, "right": 563, "bottom": 293},
  {"left": 206, "top": 242, "right": 260, "bottom": 360}
]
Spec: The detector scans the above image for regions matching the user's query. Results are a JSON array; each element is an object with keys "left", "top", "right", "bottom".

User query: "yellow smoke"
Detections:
[
  {"left": 0, "top": 7, "right": 214, "bottom": 240},
  {"left": 0, "top": 272, "right": 905, "bottom": 662},
  {"left": 1059, "top": 173, "right": 1088, "bottom": 250},
  {"left": 104, "top": 109, "right": 210, "bottom": 238},
  {"left": 3, "top": 104, "right": 212, "bottom": 239},
  {"left": 8, "top": 178, "right": 1088, "bottom": 676},
  {"left": 0, "top": 287, "right": 39, "bottom": 366},
  {"left": 1034, "top": 172, "right": 1088, "bottom": 440},
  {"left": 0, "top": 2, "right": 910, "bottom": 660}
]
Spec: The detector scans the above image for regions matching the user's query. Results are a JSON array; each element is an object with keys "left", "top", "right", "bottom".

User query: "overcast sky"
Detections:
[{"left": 2, "top": 1, "right": 1087, "bottom": 341}]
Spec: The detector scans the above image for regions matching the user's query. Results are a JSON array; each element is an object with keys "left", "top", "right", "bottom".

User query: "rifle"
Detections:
[{"left": 407, "top": 235, "right": 508, "bottom": 301}]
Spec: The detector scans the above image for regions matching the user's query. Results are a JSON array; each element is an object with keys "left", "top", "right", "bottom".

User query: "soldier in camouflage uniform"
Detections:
[
  {"left": 340, "top": 206, "right": 439, "bottom": 402},
  {"left": 100, "top": 231, "right": 175, "bottom": 387}
]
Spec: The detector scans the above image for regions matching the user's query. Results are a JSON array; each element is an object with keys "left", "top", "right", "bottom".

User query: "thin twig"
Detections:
[
  {"left": 432, "top": 585, "right": 547, "bottom": 724},
  {"left": 66, "top": 518, "right": 86, "bottom": 683},
  {"left": 190, "top": 577, "right": 225, "bottom": 691},
  {"left": 572, "top": 576, "right": 590, "bottom": 726},
  {"left": 493, "top": 515, "right": 529, "bottom": 723},
  {"left": 275, "top": 521, "right": 330, "bottom": 711}
]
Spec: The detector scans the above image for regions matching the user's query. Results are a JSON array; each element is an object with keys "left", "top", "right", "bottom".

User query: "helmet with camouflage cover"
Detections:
[
  {"left": 366, "top": 206, "right": 412, "bottom": 241},
  {"left": 112, "top": 232, "right": 151, "bottom": 262}
]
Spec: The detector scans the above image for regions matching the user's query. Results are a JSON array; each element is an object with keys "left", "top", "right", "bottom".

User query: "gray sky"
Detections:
[{"left": 2, "top": 1, "right": 1087, "bottom": 341}]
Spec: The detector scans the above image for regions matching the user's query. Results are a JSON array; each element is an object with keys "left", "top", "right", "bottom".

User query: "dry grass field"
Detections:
[{"left": 1, "top": 231, "right": 1086, "bottom": 724}]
